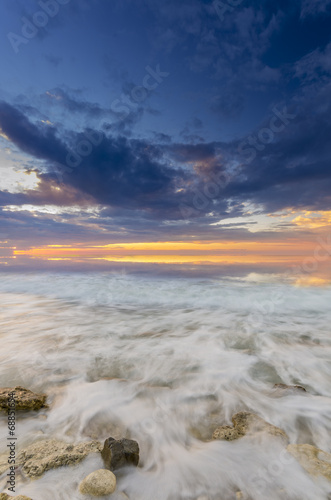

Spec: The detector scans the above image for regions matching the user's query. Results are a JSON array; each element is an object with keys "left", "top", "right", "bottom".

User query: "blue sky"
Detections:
[{"left": 0, "top": 0, "right": 331, "bottom": 272}]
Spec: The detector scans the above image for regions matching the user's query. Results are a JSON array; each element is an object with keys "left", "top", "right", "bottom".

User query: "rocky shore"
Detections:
[{"left": 0, "top": 384, "right": 331, "bottom": 499}]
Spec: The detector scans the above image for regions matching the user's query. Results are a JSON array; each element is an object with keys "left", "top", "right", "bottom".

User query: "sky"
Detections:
[{"left": 0, "top": 0, "right": 331, "bottom": 279}]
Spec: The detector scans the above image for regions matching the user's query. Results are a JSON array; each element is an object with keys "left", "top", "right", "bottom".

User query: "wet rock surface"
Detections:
[
  {"left": 101, "top": 437, "right": 139, "bottom": 471},
  {"left": 0, "top": 455, "right": 10, "bottom": 476},
  {"left": 287, "top": 443, "right": 331, "bottom": 481},
  {"left": 79, "top": 469, "right": 116, "bottom": 496},
  {"left": 212, "top": 411, "right": 289, "bottom": 444},
  {"left": 0, "top": 387, "right": 47, "bottom": 412},
  {"left": 17, "top": 439, "right": 102, "bottom": 478},
  {"left": 0, "top": 495, "right": 33, "bottom": 500},
  {"left": 273, "top": 383, "right": 307, "bottom": 393}
]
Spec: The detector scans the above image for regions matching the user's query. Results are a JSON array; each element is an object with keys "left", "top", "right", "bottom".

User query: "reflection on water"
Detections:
[{"left": 0, "top": 273, "right": 330, "bottom": 499}]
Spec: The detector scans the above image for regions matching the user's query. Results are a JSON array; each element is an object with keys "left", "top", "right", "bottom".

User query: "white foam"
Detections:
[{"left": 0, "top": 273, "right": 330, "bottom": 499}]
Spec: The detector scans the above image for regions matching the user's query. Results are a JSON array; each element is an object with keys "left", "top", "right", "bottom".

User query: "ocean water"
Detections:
[{"left": 0, "top": 272, "right": 330, "bottom": 500}]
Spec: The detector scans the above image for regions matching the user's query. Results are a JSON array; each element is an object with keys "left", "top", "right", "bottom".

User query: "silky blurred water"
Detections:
[{"left": 0, "top": 272, "right": 330, "bottom": 500}]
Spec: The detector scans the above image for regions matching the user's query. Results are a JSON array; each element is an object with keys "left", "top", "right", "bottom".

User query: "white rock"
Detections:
[{"left": 79, "top": 469, "right": 116, "bottom": 496}]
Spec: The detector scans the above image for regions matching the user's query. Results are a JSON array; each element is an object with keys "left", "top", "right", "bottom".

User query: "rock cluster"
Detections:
[
  {"left": 78, "top": 437, "right": 138, "bottom": 497},
  {"left": 3, "top": 383, "right": 331, "bottom": 498},
  {"left": 210, "top": 400, "right": 331, "bottom": 496},
  {"left": 212, "top": 411, "right": 289, "bottom": 444},
  {"left": 1, "top": 432, "right": 137, "bottom": 498},
  {"left": 0, "top": 387, "right": 47, "bottom": 412}
]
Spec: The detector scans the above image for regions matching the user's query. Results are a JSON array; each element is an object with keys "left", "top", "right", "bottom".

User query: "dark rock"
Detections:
[
  {"left": 101, "top": 437, "right": 139, "bottom": 471},
  {"left": 0, "top": 387, "right": 47, "bottom": 412},
  {"left": 273, "top": 383, "right": 306, "bottom": 392}
]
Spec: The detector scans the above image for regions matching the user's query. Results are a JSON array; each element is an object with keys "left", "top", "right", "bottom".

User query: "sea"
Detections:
[{"left": 0, "top": 272, "right": 330, "bottom": 500}]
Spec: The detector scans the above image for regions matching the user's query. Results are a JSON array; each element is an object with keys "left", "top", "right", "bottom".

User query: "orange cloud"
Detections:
[{"left": 292, "top": 211, "right": 331, "bottom": 229}]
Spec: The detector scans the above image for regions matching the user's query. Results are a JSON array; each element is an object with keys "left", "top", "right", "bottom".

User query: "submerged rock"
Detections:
[
  {"left": 0, "top": 454, "right": 10, "bottom": 475},
  {"left": 212, "top": 411, "right": 289, "bottom": 444},
  {"left": 287, "top": 444, "right": 331, "bottom": 481},
  {"left": 110, "top": 494, "right": 129, "bottom": 500},
  {"left": 273, "top": 383, "right": 307, "bottom": 393},
  {"left": 17, "top": 439, "right": 102, "bottom": 478},
  {"left": 101, "top": 437, "right": 139, "bottom": 471},
  {"left": 109, "top": 494, "right": 129, "bottom": 500},
  {"left": 79, "top": 469, "right": 116, "bottom": 496},
  {"left": 0, "top": 495, "right": 33, "bottom": 500},
  {"left": 0, "top": 387, "right": 47, "bottom": 412}
]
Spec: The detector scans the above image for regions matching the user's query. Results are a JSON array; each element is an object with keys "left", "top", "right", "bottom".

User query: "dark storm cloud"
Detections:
[
  {"left": 0, "top": 101, "right": 193, "bottom": 218},
  {"left": 225, "top": 85, "right": 331, "bottom": 212},
  {"left": 1, "top": 52, "right": 331, "bottom": 225},
  {"left": 0, "top": 100, "right": 67, "bottom": 164}
]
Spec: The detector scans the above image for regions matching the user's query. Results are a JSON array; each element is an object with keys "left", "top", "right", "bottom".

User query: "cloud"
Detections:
[
  {"left": 1, "top": 73, "right": 331, "bottom": 230},
  {"left": 300, "top": 0, "right": 331, "bottom": 18},
  {"left": 0, "top": 101, "right": 192, "bottom": 219},
  {"left": 44, "top": 54, "right": 62, "bottom": 67},
  {"left": 0, "top": 100, "right": 67, "bottom": 165},
  {"left": 294, "top": 42, "right": 331, "bottom": 82},
  {"left": 44, "top": 88, "right": 110, "bottom": 119},
  {"left": 210, "top": 91, "right": 245, "bottom": 119}
]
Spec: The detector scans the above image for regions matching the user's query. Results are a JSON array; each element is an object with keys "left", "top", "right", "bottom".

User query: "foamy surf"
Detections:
[{"left": 0, "top": 272, "right": 330, "bottom": 499}]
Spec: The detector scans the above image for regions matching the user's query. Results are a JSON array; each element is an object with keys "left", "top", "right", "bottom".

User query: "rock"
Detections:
[
  {"left": 287, "top": 444, "right": 331, "bottom": 481},
  {"left": 82, "top": 413, "right": 129, "bottom": 442},
  {"left": 0, "top": 454, "right": 10, "bottom": 475},
  {"left": 110, "top": 494, "right": 129, "bottom": 500},
  {"left": 212, "top": 411, "right": 289, "bottom": 444},
  {"left": 79, "top": 469, "right": 116, "bottom": 496},
  {"left": 0, "top": 387, "right": 47, "bottom": 412},
  {"left": 0, "top": 495, "right": 33, "bottom": 500},
  {"left": 273, "top": 383, "right": 306, "bottom": 392},
  {"left": 17, "top": 439, "right": 102, "bottom": 478},
  {"left": 101, "top": 437, "right": 139, "bottom": 471}
]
